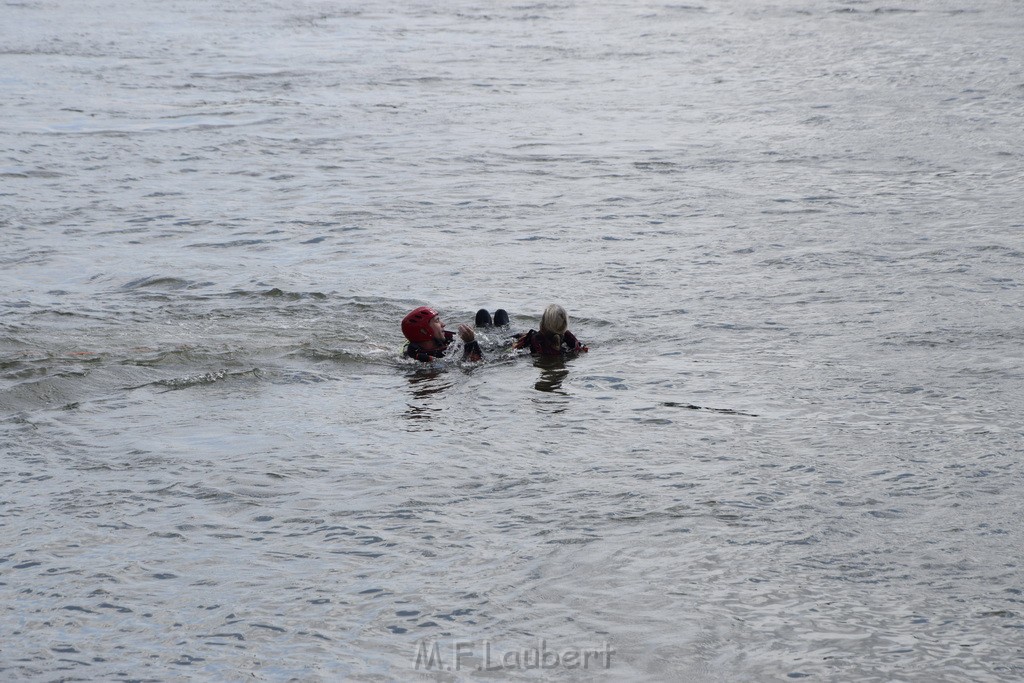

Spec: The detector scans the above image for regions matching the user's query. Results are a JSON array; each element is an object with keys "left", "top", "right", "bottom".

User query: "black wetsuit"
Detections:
[
  {"left": 404, "top": 330, "right": 483, "bottom": 363},
  {"left": 512, "top": 329, "right": 587, "bottom": 356}
]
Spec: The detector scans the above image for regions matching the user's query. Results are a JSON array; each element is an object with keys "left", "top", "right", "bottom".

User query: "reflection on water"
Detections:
[
  {"left": 532, "top": 356, "right": 569, "bottom": 394},
  {"left": 403, "top": 369, "right": 452, "bottom": 429}
]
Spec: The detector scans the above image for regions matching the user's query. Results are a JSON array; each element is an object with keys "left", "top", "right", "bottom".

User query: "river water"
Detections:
[{"left": 2, "top": 0, "right": 1023, "bottom": 680}]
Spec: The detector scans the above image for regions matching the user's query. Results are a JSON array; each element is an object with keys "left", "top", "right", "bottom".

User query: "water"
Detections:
[{"left": 2, "top": 0, "right": 1023, "bottom": 680}]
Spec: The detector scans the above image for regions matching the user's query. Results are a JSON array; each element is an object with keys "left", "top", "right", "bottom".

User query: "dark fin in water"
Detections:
[
  {"left": 475, "top": 309, "right": 493, "bottom": 327},
  {"left": 493, "top": 309, "right": 509, "bottom": 327}
]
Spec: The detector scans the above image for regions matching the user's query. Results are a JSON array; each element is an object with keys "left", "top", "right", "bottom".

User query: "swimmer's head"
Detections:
[
  {"left": 540, "top": 304, "right": 568, "bottom": 337},
  {"left": 402, "top": 306, "right": 442, "bottom": 343}
]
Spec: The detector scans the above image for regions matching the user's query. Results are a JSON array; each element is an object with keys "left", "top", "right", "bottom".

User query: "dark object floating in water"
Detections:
[{"left": 662, "top": 401, "right": 758, "bottom": 417}]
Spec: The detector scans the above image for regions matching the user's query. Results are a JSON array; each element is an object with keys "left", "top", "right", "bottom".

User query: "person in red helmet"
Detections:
[{"left": 402, "top": 306, "right": 483, "bottom": 363}]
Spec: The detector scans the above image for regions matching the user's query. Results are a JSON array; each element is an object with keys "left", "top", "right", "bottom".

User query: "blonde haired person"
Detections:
[{"left": 512, "top": 304, "right": 588, "bottom": 356}]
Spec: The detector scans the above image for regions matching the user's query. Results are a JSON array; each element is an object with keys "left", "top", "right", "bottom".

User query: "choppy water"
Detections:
[{"left": 3, "top": 0, "right": 1024, "bottom": 680}]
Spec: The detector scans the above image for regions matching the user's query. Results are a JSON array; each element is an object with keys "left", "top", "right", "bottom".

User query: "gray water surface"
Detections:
[{"left": 2, "top": 0, "right": 1023, "bottom": 680}]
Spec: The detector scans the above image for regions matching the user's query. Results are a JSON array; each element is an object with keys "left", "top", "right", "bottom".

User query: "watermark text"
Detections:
[{"left": 413, "top": 638, "right": 614, "bottom": 672}]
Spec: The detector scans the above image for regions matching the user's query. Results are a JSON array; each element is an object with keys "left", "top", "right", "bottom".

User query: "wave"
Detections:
[
  {"left": 43, "top": 116, "right": 279, "bottom": 135},
  {"left": 129, "top": 368, "right": 262, "bottom": 392}
]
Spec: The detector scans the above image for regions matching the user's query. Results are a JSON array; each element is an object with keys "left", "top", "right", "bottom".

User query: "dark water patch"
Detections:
[
  {"left": 51, "top": 645, "right": 80, "bottom": 653},
  {"left": 972, "top": 244, "right": 1024, "bottom": 258},
  {"left": 27, "top": 307, "right": 108, "bottom": 321},
  {"left": 223, "top": 287, "right": 329, "bottom": 302},
  {"left": 13, "top": 560, "right": 43, "bottom": 570},
  {"left": 0, "top": 166, "right": 65, "bottom": 178},
  {"left": 259, "top": 287, "right": 328, "bottom": 300},
  {"left": 661, "top": 402, "right": 758, "bottom": 417},
  {"left": 125, "top": 214, "right": 176, "bottom": 225},
  {"left": 197, "top": 631, "right": 246, "bottom": 641},
  {"left": 62, "top": 605, "right": 97, "bottom": 613},
  {"left": 661, "top": 4, "right": 707, "bottom": 12},
  {"left": 186, "top": 239, "right": 272, "bottom": 249},
  {"left": 119, "top": 276, "right": 201, "bottom": 291},
  {"left": 760, "top": 207, "right": 826, "bottom": 215},
  {"left": 46, "top": 115, "right": 280, "bottom": 134}
]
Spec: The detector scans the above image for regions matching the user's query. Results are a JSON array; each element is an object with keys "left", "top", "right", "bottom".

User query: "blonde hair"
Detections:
[{"left": 540, "top": 304, "right": 568, "bottom": 347}]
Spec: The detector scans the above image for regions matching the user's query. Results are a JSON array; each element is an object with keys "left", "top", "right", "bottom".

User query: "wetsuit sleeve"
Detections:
[
  {"left": 405, "top": 342, "right": 440, "bottom": 363},
  {"left": 463, "top": 340, "right": 483, "bottom": 362},
  {"left": 512, "top": 330, "right": 534, "bottom": 350},
  {"left": 565, "top": 331, "right": 588, "bottom": 353}
]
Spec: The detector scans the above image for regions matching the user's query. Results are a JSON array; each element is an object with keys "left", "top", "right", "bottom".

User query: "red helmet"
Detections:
[{"left": 402, "top": 306, "right": 439, "bottom": 343}]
